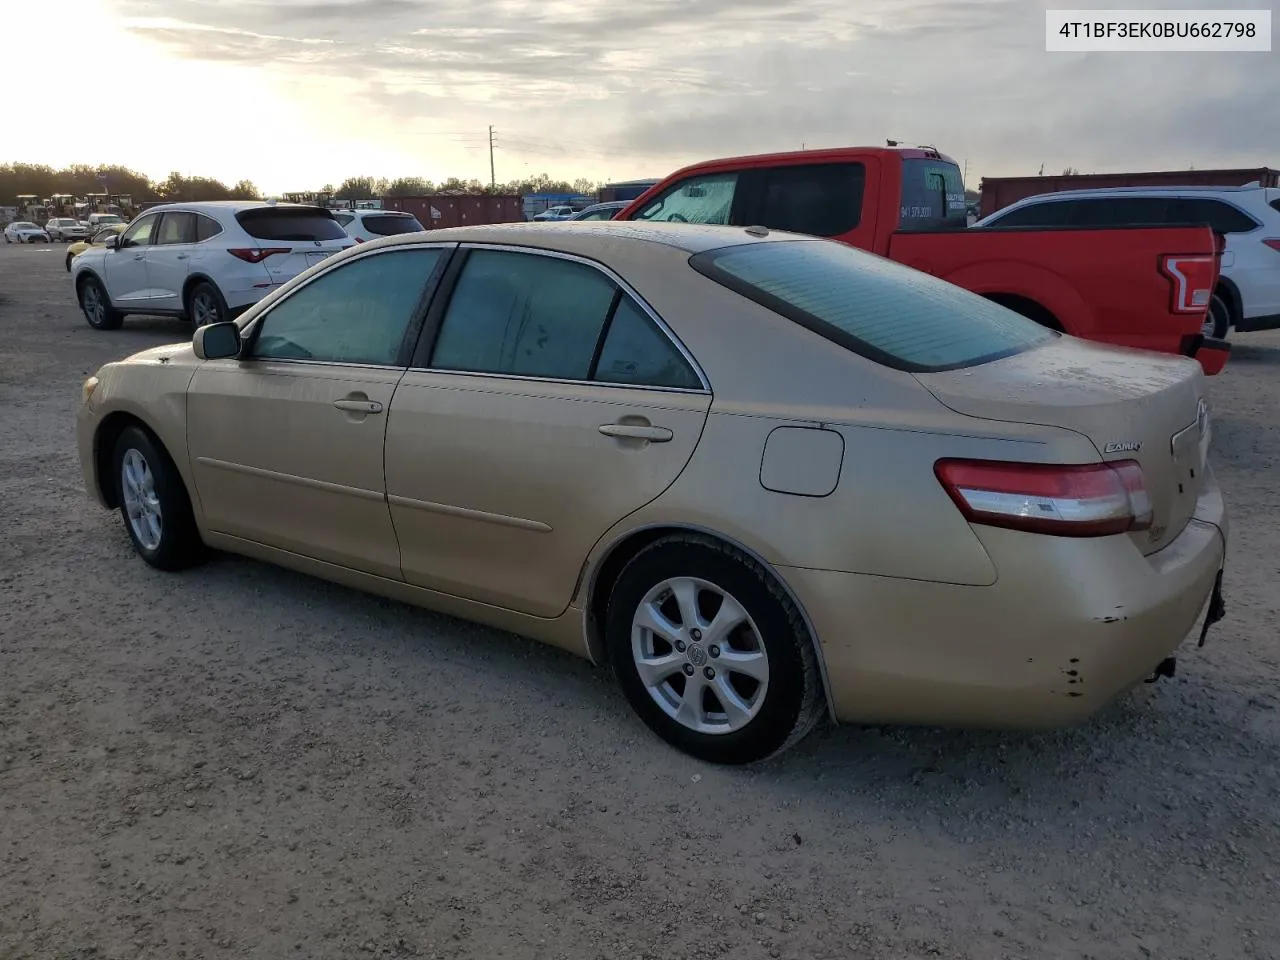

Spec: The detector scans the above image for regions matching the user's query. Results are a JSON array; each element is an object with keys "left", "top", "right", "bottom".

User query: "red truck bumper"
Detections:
[{"left": 1181, "top": 333, "right": 1231, "bottom": 376}]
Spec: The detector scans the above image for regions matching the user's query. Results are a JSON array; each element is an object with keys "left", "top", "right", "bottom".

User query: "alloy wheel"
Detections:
[{"left": 120, "top": 448, "right": 163, "bottom": 551}]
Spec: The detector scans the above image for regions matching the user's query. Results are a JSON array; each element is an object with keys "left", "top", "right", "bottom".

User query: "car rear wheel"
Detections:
[
  {"left": 187, "top": 281, "right": 229, "bottom": 327},
  {"left": 78, "top": 276, "right": 123, "bottom": 330},
  {"left": 1205, "top": 293, "right": 1231, "bottom": 340},
  {"left": 113, "top": 426, "right": 205, "bottom": 571},
  {"left": 606, "top": 534, "right": 824, "bottom": 764}
]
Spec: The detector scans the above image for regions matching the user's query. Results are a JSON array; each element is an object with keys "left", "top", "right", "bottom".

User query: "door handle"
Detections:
[
  {"left": 133, "top": 254, "right": 144, "bottom": 260},
  {"left": 333, "top": 399, "right": 383, "bottom": 414},
  {"left": 599, "top": 423, "right": 672, "bottom": 442},
  {"left": 176, "top": 254, "right": 189, "bottom": 260}
]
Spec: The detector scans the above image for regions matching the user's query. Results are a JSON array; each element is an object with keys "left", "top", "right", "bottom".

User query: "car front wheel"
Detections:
[
  {"left": 112, "top": 426, "right": 205, "bottom": 570},
  {"left": 78, "top": 275, "right": 123, "bottom": 330},
  {"left": 606, "top": 534, "right": 824, "bottom": 764}
]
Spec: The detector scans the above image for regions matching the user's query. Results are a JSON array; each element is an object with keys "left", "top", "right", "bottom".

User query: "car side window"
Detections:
[
  {"left": 194, "top": 214, "right": 223, "bottom": 242},
  {"left": 250, "top": 248, "right": 443, "bottom": 366},
  {"left": 594, "top": 297, "right": 701, "bottom": 389},
  {"left": 1167, "top": 198, "right": 1258, "bottom": 234},
  {"left": 156, "top": 212, "right": 196, "bottom": 245},
  {"left": 119, "top": 213, "right": 159, "bottom": 248},
  {"left": 632, "top": 172, "right": 739, "bottom": 225},
  {"left": 431, "top": 249, "right": 617, "bottom": 380},
  {"left": 987, "top": 202, "right": 1075, "bottom": 228},
  {"left": 752, "top": 163, "right": 865, "bottom": 237}
]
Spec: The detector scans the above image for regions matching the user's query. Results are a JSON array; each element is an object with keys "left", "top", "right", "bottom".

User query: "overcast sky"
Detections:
[{"left": 10, "top": 0, "right": 1278, "bottom": 192}]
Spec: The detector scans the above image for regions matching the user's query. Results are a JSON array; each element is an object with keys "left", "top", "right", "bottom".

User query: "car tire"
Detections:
[
  {"left": 112, "top": 426, "right": 206, "bottom": 571},
  {"left": 78, "top": 275, "right": 124, "bottom": 330},
  {"left": 186, "top": 280, "right": 229, "bottom": 327},
  {"left": 65, "top": 253, "right": 73, "bottom": 272},
  {"left": 605, "top": 534, "right": 824, "bottom": 764},
  {"left": 1205, "top": 293, "right": 1232, "bottom": 340}
]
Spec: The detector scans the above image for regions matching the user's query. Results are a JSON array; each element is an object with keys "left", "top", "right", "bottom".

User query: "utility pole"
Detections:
[{"left": 488, "top": 125, "right": 496, "bottom": 188}]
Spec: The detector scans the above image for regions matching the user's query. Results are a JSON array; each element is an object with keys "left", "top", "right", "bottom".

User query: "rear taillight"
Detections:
[
  {"left": 227, "top": 247, "right": 291, "bottom": 264},
  {"left": 354, "top": 237, "right": 364, "bottom": 243},
  {"left": 935, "top": 459, "right": 1153, "bottom": 538},
  {"left": 1263, "top": 239, "right": 1280, "bottom": 253},
  {"left": 1159, "top": 254, "right": 1215, "bottom": 314}
]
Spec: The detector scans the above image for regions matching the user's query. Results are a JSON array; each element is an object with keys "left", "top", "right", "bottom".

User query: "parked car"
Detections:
[
  {"left": 333, "top": 209, "right": 425, "bottom": 242},
  {"left": 86, "top": 213, "right": 126, "bottom": 231},
  {"left": 976, "top": 185, "right": 1280, "bottom": 340},
  {"left": 532, "top": 205, "right": 578, "bottom": 221},
  {"left": 45, "top": 217, "right": 89, "bottom": 242},
  {"left": 615, "top": 147, "right": 1229, "bottom": 375},
  {"left": 76, "top": 221, "right": 1227, "bottom": 764},
  {"left": 4, "top": 221, "right": 51, "bottom": 243},
  {"left": 567, "top": 201, "right": 628, "bottom": 221},
  {"left": 65, "top": 223, "right": 128, "bottom": 272},
  {"left": 71, "top": 200, "right": 354, "bottom": 330}
]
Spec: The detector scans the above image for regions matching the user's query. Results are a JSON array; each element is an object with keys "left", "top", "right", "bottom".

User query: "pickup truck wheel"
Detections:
[{"left": 1205, "top": 294, "right": 1231, "bottom": 340}]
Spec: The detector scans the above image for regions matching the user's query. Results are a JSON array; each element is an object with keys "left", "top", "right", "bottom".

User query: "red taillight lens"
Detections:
[
  {"left": 354, "top": 236, "right": 364, "bottom": 243},
  {"left": 1263, "top": 239, "right": 1280, "bottom": 253},
  {"left": 1159, "top": 254, "right": 1216, "bottom": 314},
  {"left": 227, "top": 247, "right": 291, "bottom": 264},
  {"left": 935, "top": 459, "right": 1152, "bottom": 537}
]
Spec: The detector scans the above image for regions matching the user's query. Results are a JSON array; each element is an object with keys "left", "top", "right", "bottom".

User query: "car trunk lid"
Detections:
[
  {"left": 233, "top": 206, "right": 353, "bottom": 284},
  {"left": 915, "top": 336, "right": 1210, "bottom": 555}
]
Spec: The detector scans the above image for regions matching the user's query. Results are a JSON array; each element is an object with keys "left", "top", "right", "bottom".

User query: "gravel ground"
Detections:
[{"left": 1, "top": 240, "right": 1278, "bottom": 960}]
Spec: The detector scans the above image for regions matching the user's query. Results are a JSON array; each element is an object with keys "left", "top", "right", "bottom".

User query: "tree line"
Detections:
[{"left": 1, "top": 162, "right": 601, "bottom": 205}]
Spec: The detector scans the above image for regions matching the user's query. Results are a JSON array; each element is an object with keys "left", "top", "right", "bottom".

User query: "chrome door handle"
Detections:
[
  {"left": 333, "top": 399, "right": 383, "bottom": 414},
  {"left": 599, "top": 423, "right": 672, "bottom": 442}
]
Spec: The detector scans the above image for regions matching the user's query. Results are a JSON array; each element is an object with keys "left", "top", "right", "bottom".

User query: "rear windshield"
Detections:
[
  {"left": 362, "top": 214, "right": 424, "bottom": 236},
  {"left": 690, "top": 240, "right": 1054, "bottom": 372},
  {"left": 236, "top": 207, "right": 346, "bottom": 241},
  {"left": 899, "top": 158, "right": 968, "bottom": 231}
]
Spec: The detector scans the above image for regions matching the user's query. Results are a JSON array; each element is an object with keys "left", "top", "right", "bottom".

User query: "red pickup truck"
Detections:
[{"left": 615, "top": 147, "right": 1230, "bottom": 375}]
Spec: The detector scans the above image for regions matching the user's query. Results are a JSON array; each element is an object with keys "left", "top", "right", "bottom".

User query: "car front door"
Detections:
[
  {"left": 384, "top": 245, "right": 712, "bottom": 618},
  {"left": 149, "top": 211, "right": 196, "bottom": 310},
  {"left": 104, "top": 212, "right": 159, "bottom": 305},
  {"left": 185, "top": 244, "right": 451, "bottom": 577}
]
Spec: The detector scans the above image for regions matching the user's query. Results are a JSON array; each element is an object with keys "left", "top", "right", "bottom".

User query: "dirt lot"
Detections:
[{"left": 1, "top": 240, "right": 1278, "bottom": 960}]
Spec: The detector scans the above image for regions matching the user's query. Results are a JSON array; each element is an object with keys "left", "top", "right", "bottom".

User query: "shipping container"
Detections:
[
  {"left": 979, "top": 167, "right": 1280, "bottom": 218},
  {"left": 382, "top": 194, "right": 524, "bottom": 229}
]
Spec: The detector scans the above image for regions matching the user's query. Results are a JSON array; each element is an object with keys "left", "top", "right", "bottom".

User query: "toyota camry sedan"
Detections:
[{"left": 77, "top": 221, "right": 1228, "bottom": 764}]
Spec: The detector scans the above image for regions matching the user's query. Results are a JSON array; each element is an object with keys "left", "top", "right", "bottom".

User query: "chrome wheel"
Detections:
[
  {"left": 120, "top": 448, "right": 163, "bottom": 551},
  {"left": 191, "top": 289, "right": 219, "bottom": 327},
  {"left": 631, "top": 577, "right": 770, "bottom": 734},
  {"left": 83, "top": 283, "right": 105, "bottom": 325}
]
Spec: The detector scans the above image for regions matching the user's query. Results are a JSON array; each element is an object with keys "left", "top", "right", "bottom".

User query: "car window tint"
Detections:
[
  {"left": 119, "top": 214, "right": 158, "bottom": 247},
  {"left": 691, "top": 239, "right": 1054, "bottom": 373},
  {"left": 986, "top": 201, "right": 1076, "bottom": 228},
  {"left": 752, "top": 163, "right": 864, "bottom": 237},
  {"left": 157, "top": 212, "right": 196, "bottom": 245},
  {"left": 251, "top": 248, "right": 442, "bottom": 365},
  {"left": 194, "top": 214, "right": 222, "bottom": 242},
  {"left": 363, "top": 214, "right": 424, "bottom": 236},
  {"left": 633, "top": 172, "right": 738, "bottom": 225},
  {"left": 236, "top": 208, "right": 346, "bottom": 241},
  {"left": 334, "top": 213, "right": 354, "bottom": 226},
  {"left": 594, "top": 297, "right": 701, "bottom": 389},
  {"left": 1166, "top": 198, "right": 1258, "bottom": 234},
  {"left": 431, "top": 249, "right": 617, "bottom": 379}
]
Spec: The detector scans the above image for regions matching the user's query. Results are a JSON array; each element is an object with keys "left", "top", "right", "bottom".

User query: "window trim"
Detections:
[
  {"left": 237, "top": 242, "right": 455, "bottom": 370},
  {"left": 407, "top": 242, "right": 711, "bottom": 394}
]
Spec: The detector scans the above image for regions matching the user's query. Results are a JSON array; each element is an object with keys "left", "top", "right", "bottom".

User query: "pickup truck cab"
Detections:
[{"left": 616, "top": 147, "right": 1229, "bottom": 375}]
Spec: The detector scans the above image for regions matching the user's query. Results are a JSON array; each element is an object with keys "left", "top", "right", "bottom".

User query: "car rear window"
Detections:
[
  {"left": 236, "top": 207, "right": 346, "bottom": 241},
  {"left": 690, "top": 239, "right": 1055, "bottom": 373},
  {"left": 362, "top": 214, "right": 424, "bottom": 236}
]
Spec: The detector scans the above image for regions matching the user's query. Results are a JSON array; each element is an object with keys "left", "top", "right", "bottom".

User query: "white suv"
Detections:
[
  {"left": 46, "top": 218, "right": 89, "bottom": 242},
  {"left": 71, "top": 201, "right": 354, "bottom": 330},
  {"left": 333, "top": 209, "right": 424, "bottom": 243},
  {"left": 978, "top": 185, "right": 1280, "bottom": 339}
]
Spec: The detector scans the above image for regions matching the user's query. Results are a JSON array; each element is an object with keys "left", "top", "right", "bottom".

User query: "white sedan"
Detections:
[{"left": 4, "top": 221, "right": 51, "bottom": 243}]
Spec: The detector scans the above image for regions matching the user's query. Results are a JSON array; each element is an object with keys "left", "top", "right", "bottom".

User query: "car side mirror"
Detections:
[
  {"left": 193, "top": 322, "right": 242, "bottom": 360},
  {"left": 104, "top": 235, "right": 120, "bottom": 250}
]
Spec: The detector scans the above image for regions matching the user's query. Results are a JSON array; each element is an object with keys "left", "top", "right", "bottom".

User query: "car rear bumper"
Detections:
[{"left": 783, "top": 468, "right": 1228, "bottom": 728}]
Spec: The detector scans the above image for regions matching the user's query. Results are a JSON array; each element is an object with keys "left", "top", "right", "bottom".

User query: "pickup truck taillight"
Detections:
[
  {"left": 1159, "top": 254, "right": 1215, "bottom": 314},
  {"left": 935, "top": 459, "right": 1153, "bottom": 537}
]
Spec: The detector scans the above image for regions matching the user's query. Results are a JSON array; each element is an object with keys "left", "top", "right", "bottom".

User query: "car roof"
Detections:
[
  {"left": 138, "top": 200, "right": 328, "bottom": 214},
  {"left": 364, "top": 220, "right": 806, "bottom": 254},
  {"left": 1007, "top": 185, "right": 1265, "bottom": 203}
]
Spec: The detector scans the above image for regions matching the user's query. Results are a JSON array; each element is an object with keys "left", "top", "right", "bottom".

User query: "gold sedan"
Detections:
[
  {"left": 76, "top": 222, "right": 1228, "bottom": 763},
  {"left": 65, "top": 223, "right": 127, "bottom": 272}
]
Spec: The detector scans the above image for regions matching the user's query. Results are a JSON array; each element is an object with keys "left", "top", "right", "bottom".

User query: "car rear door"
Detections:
[
  {"left": 186, "top": 244, "right": 450, "bottom": 578},
  {"left": 384, "top": 244, "right": 712, "bottom": 618},
  {"left": 148, "top": 211, "right": 196, "bottom": 310}
]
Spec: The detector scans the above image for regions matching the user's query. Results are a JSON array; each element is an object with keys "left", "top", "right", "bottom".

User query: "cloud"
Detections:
[{"left": 109, "top": 0, "right": 1280, "bottom": 182}]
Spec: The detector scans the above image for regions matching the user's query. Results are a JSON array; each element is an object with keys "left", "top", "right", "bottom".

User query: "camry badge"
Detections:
[{"left": 1104, "top": 441, "right": 1142, "bottom": 454}]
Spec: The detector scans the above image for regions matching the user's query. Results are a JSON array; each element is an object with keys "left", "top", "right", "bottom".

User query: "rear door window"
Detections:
[
  {"left": 741, "top": 163, "right": 865, "bottom": 237},
  {"left": 632, "top": 172, "right": 740, "bottom": 225},
  {"left": 691, "top": 239, "right": 1054, "bottom": 373},
  {"left": 1066, "top": 197, "right": 1169, "bottom": 226},
  {"left": 156, "top": 212, "right": 196, "bottom": 244},
  {"left": 236, "top": 207, "right": 347, "bottom": 241}
]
